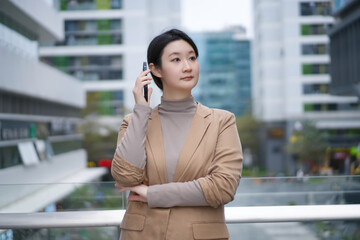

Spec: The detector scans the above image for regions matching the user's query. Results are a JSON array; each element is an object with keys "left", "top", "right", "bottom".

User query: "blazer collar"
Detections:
[{"left": 147, "top": 103, "right": 212, "bottom": 183}]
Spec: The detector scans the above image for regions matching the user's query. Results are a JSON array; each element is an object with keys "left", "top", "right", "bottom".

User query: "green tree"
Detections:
[
  {"left": 81, "top": 120, "right": 119, "bottom": 163},
  {"left": 236, "top": 114, "right": 262, "bottom": 166},
  {"left": 286, "top": 121, "right": 328, "bottom": 171}
]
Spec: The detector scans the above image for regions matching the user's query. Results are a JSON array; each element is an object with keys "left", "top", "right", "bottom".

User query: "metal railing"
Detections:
[{"left": 1, "top": 204, "right": 359, "bottom": 229}]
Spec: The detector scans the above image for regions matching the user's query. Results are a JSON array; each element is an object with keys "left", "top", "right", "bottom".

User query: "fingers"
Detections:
[
  {"left": 115, "top": 183, "right": 129, "bottom": 193},
  {"left": 118, "top": 188, "right": 128, "bottom": 193},
  {"left": 137, "top": 69, "right": 152, "bottom": 86},
  {"left": 128, "top": 194, "right": 147, "bottom": 203},
  {"left": 114, "top": 183, "right": 148, "bottom": 203},
  {"left": 142, "top": 69, "right": 151, "bottom": 76},
  {"left": 133, "top": 70, "right": 152, "bottom": 105}
]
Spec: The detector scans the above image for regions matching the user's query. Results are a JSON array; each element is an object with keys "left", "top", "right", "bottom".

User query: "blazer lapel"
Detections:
[
  {"left": 173, "top": 103, "right": 212, "bottom": 182},
  {"left": 147, "top": 107, "right": 168, "bottom": 183}
]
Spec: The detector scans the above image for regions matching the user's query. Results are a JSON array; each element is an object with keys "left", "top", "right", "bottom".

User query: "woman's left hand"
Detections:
[{"left": 115, "top": 182, "right": 148, "bottom": 203}]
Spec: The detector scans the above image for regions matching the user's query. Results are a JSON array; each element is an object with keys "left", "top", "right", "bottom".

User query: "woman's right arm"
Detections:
[
  {"left": 115, "top": 105, "right": 152, "bottom": 168},
  {"left": 111, "top": 69, "right": 153, "bottom": 187}
]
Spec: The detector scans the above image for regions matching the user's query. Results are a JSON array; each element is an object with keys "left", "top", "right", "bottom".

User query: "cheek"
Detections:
[
  {"left": 194, "top": 63, "right": 200, "bottom": 75},
  {"left": 162, "top": 69, "right": 177, "bottom": 80}
]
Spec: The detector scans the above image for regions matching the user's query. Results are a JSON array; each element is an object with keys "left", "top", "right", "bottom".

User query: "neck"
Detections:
[
  {"left": 159, "top": 96, "right": 196, "bottom": 113},
  {"left": 162, "top": 90, "right": 192, "bottom": 100}
]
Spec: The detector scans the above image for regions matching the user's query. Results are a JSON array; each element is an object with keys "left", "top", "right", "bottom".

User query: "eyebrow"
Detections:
[{"left": 168, "top": 50, "right": 195, "bottom": 57}]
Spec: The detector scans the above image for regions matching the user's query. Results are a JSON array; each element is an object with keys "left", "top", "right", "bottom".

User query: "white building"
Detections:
[
  {"left": 39, "top": 0, "right": 181, "bottom": 121},
  {"left": 252, "top": 0, "right": 360, "bottom": 173},
  {"left": 0, "top": 0, "right": 106, "bottom": 214}
]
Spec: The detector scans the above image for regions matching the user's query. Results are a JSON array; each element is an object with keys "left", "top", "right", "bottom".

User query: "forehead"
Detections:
[{"left": 163, "top": 40, "right": 194, "bottom": 56}]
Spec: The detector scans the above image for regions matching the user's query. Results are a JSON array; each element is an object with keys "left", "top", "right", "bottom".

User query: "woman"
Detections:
[{"left": 111, "top": 29, "right": 242, "bottom": 240}]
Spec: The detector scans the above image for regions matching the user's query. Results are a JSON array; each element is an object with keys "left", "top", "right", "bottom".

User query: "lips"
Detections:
[{"left": 181, "top": 76, "right": 193, "bottom": 81}]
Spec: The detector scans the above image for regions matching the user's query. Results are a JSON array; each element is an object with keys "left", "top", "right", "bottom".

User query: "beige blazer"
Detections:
[{"left": 111, "top": 103, "right": 243, "bottom": 240}]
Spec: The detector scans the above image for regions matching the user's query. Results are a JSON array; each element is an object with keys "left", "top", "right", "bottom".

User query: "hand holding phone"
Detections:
[{"left": 133, "top": 62, "right": 152, "bottom": 106}]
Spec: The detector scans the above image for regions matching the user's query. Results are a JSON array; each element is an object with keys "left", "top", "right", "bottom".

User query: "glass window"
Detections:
[
  {"left": 304, "top": 102, "right": 360, "bottom": 112},
  {"left": 51, "top": 140, "right": 82, "bottom": 155},
  {"left": 0, "top": 146, "right": 22, "bottom": 169},
  {"left": 57, "top": 0, "right": 122, "bottom": 11},
  {"left": 62, "top": 19, "right": 122, "bottom": 46},
  {"left": 302, "top": 43, "right": 329, "bottom": 55},
  {"left": 302, "top": 63, "right": 329, "bottom": 75},
  {"left": 209, "top": 78, "right": 226, "bottom": 85},
  {"left": 300, "top": 2, "right": 332, "bottom": 16},
  {"left": 301, "top": 24, "right": 332, "bottom": 36},
  {"left": 41, "top": 56, "right": 123, "bottom": 81},
  {"left": 303, "top": 83, "right": 329, "bottom": 94}
]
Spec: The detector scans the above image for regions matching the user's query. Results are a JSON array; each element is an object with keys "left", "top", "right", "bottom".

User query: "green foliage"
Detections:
[
  {"left": 314, "top": 221, "right": 360, "bottom": 239},
  {"left": 286, "top": 120, "right": 328, "bottom": 166},
  {"left": 54, "top": 56, "right": 69, "bottom": 67},
  {"left": 59, "top": 184, "right": 126, "bottom": 210},
  {"left": 95, "top": 0, "right": 110, "bottom": 10},
  {"left": 60, "top": 0, "right": 67, "bottom": 10},
  {"left": 81, "top": 121, "right": 119, "bottom": 163},
  {"left": 97, "top": 34, "right": 112, "bottom": 45},
  {"left": 97, "top": 19, "right": 111, "bottom": 30},
  {"left": 236, "top": 114, "right": 262, "bottom": 163}
]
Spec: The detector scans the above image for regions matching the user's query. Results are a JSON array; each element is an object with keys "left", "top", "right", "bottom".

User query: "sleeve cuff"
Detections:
[{"left": 134, "top": 104, "right": 152, "bottom": 114}]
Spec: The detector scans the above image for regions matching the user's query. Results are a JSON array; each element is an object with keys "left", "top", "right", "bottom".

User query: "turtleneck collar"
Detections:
[{"left": 159, "top": 96, "right": 197, "bottom": 113}]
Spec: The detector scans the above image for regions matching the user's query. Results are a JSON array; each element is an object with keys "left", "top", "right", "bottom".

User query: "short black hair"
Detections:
[{"left": 147, "top": 29, "right": 199, "bottom": 90}]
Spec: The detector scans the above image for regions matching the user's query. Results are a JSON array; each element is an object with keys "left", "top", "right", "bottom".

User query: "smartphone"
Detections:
[{"left": 143, "top": 62, "right": 148, "bottom": 102}]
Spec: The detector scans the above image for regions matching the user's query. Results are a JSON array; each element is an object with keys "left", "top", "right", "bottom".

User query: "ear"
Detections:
[{"left": 149, "top": 63, "right": 162, "bottom": 78}]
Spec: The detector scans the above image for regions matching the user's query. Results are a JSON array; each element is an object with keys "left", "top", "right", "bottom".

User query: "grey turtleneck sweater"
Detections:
[{"left": 116, "top": 96, "right": 208, "bottom": 208}]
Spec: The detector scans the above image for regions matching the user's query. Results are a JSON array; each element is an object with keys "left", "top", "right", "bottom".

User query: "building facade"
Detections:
[
  {"left": 191, "top": 27, "right": 252, "bottom": 116},
  {"left": 0, "top": 0, "right": 106, "bottom": 221},
  {"left": 252, "top": 0, "right": 360, "bottom": 174},
  {"left": 40, "top": 0, "right": 181, "bottom": 120},
  {"left": 329, "top": 0, "right": 360, "bottom": 97}
]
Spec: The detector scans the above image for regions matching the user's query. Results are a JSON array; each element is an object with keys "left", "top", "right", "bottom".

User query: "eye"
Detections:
[
  {"left": 189, "top": 56, "right": 197, "bottom": 61},
  {"left": 171, "top": 58, "right": 180, "bottom": 62}
]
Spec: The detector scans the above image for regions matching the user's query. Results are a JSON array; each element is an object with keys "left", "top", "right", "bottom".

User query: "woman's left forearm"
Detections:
[{"left": 148, "top": 180, "right": 209, "bottom": 208}]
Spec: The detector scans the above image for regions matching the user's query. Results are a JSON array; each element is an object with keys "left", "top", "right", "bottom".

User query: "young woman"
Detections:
[{"left": 111, "top": 29, "right": 243, "bottom": 240}]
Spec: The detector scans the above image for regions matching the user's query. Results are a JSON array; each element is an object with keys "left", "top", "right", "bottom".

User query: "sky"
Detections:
[{"left": 181, "top": 0, "right": 254, "bottom": 38}]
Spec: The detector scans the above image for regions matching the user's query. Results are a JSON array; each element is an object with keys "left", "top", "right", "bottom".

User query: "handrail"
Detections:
[{"left": 1, "top": 205, "right": 359, "bottom": 229}]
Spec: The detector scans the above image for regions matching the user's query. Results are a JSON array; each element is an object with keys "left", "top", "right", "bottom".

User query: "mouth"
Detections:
[{"left": 181, "top": 76, "right": 194, "bottom": 81}]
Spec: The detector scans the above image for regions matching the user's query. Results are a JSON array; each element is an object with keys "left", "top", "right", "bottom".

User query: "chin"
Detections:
[{"left": 183, "top": 79, "right": 198, "bottom": 90}]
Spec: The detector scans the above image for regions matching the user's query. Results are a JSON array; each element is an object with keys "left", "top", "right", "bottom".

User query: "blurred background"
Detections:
[{"left": 0, "top": 0, "right": 359, "bottom": 239}]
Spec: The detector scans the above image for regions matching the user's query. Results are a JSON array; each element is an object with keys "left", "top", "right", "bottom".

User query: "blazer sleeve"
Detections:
[
  {"left": 111, "top": 113, "right": 146, "bottom": 187},
  {"left": 197, "top": 112, "right": 243, "bottom": 208}
]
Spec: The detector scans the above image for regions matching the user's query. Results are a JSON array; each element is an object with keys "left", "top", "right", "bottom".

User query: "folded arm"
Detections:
[{"left": 111, "top": 104, "right": 152, "bottom": 187}]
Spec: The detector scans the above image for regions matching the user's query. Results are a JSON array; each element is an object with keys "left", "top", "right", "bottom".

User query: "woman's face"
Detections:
[{"left": 156, "top": 39, "right": 199, "bottom": 98}]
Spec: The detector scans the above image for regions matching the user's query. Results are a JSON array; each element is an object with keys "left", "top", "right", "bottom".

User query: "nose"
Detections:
[{"left": 183, "top": 59, "right": 191, "bottom": 72}]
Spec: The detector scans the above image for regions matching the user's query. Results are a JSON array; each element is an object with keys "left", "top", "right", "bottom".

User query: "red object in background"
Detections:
[{"left": 98, "top": 159, "right": 112, "bottom": 168}]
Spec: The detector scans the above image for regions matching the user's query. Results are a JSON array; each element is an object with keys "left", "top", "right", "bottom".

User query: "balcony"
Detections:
[{"left": 1, "top": 175, "right": 360, "bottom": 239}]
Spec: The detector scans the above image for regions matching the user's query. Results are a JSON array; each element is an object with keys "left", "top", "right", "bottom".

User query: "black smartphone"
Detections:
[{"left": 143, "top": 62, "right": 148, "bottom": 102}]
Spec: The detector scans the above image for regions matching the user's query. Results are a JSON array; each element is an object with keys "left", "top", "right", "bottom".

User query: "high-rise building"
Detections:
[
  {"left": 329, "top": 0, "right": 360, "bottom": 97},
  {"left": 40, "top": 0, "right": 181, "bottom": 122},
  {"left": 0, "top": 0, "right": 106, "bottom": 214},
  {"left": 191, "top": 26, "right": 252, "bottom": 116},
  {"left": 252, "top": 0, "right": 360, "bottom": 173}
]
